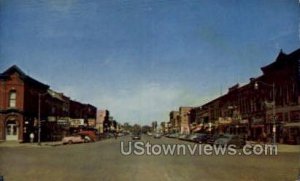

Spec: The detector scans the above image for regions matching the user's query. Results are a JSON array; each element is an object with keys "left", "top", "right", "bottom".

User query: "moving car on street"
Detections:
[
  {"left": 132, "top": 132, "right": 141, "bottom": 140},
  {"left": 153, "top": 132, "right": 162, "bottom": 139}
]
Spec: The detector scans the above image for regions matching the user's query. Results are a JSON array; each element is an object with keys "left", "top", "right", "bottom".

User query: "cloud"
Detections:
[
  {"left": 58, "top": 82, "right": 204, "bottom": 125},
  {"left": 95, "top": 83, "right": 187, "bottom": 124}
]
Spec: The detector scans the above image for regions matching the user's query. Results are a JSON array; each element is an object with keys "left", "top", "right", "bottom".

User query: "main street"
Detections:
[{"left": 0, "top": 135, "right": 299, "bottom": 181}]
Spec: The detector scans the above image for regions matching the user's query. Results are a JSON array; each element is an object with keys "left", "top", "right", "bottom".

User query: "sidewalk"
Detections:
[
  {"left": 246, "top": 141, "right": 300, "bottom": 153},
  {"left": 0, "top": 141, "right": 63, "bottom": 148}
]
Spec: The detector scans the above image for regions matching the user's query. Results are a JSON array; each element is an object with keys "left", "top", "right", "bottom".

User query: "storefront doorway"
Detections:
[{"left": 6, "top": 120, "right": 18, "bottom": 141}]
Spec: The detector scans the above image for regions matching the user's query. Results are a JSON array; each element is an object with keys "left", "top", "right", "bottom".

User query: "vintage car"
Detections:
[{"left": 62, "top": 134, "right": 87, "bottom": 144}]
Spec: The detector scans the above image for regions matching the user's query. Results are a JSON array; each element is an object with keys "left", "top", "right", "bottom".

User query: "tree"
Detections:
[
  {"left": 133, "top": 124, "right": 141, "bottom": 133},
  {"left": 141, "top": 125, "right": 151, "bottom": 133}
]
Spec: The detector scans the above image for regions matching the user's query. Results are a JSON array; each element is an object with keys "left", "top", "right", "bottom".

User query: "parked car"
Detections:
[
  {"left": 78, "top": 131, "right": 97, "bottom": 142},
  {"left": 186, "top": 133, "right": 202, "bottom": 141},
  {"left": 178, "top": 134, "right": 189, "bottom": 140},
  {"left": 62, "top": 134, "right": 87, "bottom": 144},
  {"left": 168, "top": 133, "right": 180, "bottom": 138},
  {"left": 193, "top": 134, "right": 210, "bottom": 143},
  {"left": 207, "top": 134, "right": 223, "bottom": 145},
  {"left": 153, "top": 133, "right": 162, "bottom": 139},
  {"left": 214, "top": 134, "right": 246, "bottom": 148}
]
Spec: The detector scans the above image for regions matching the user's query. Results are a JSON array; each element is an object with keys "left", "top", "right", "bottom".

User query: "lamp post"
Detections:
[
  {"left": 254, "top": 81, "right": 276, "bottom": 145},
  {"left": 38, "top": 92, "right": 48, "bottom": 146}
]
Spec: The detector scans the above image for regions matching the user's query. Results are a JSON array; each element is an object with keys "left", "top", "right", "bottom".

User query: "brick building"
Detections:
[
  {"left": 169, "top": 111, "right": 179, "bottom": 132},
  {"left": 179, "top": 107, "right": 193, "bottom": 134},
  {"left": 96, "top": 110, "right": 107, "bottom": 133},
  {"left": 0, "top": 65, "right": 49, "bottom": 142},
  {"left": 169, "top": 48, "right": 300, "bottom": 144},
  {"left": 0, "top": 65, "right": 98, "bottom": 142}
]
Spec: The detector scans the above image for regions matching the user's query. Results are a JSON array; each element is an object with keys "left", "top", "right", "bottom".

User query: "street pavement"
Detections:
[{"left": 0, "top": 135, "right": 299, "bottom": 181}]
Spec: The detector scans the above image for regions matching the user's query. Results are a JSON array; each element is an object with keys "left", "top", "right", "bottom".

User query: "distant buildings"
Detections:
[
  {"left": 0, "top": 65, "right": 99, "bottom": 142},
  {"left": 96, "top": 110, "right": 107, "bottom": 133},
  {"left": 169, "top": 48, "right": 300, "bottom": 144},
  {"left": 179, "top": 107, "right": 193, "bottom": 134},
  {"left": 169, "top": 111, "right": 179, "bottom": 132}
]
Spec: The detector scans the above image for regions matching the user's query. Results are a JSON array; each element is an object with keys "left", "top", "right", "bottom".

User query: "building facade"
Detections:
[
  {"left": 0, "top": 65, "right": 98, "bottom": 142},
  {"left": 0, "top": 65, "right": 49, "bottom": 142},
  {"left": 168, "top": 48, "right": 300, "bottom": 144},
  {"left": 169, "top": 111, "right": 179, "bottom": 132},
  {"left": 179, "top": 107, "right": 193, "bottom": 134}
]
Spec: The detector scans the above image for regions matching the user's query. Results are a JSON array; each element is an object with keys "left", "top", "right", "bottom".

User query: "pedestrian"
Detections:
[
  {"left": 262, "top": 131, "right": 267, "bottom": 143},
  {"left": 30, "top": 132, "right": 34, "bottom": 143}
]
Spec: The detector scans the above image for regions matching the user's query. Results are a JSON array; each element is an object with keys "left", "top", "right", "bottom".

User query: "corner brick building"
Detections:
[
  {"left": 0, "top": 65, "right": 98, "bottom": 142},
  {"left": 0, "top": 66, "right": 49, "bottom": 142}
]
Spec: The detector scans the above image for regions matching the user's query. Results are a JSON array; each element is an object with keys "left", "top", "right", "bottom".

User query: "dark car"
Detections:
[
  {"left": 193, "top": 134, "right": 210, "bottom": 144},
  {"left": 214, "top": 134, "right": 246, "bottom": 148},
  {"left": 178, "top": 134, "right": 189, "bottom": 140},
  {"left": 206, "top": 134, "right": 223, "bottom": 145},
  {"left": 132, "top": 132, "right": 141, "bottom": 140}
]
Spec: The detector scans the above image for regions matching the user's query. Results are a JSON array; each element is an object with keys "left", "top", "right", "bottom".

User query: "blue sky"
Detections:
[{"left": 0, "top": 0, "right": 299, "bottom": 125}]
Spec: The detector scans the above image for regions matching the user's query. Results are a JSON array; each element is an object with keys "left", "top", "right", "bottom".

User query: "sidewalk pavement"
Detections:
[
  {"left": 0, "top": 141, "right": 63, "bottom": 148},
  {"left": 246, "top": 141, "right": 300, "bottom": 153},
  {"left": 276, "top": 144, "right": 300, "bottom": 153}
]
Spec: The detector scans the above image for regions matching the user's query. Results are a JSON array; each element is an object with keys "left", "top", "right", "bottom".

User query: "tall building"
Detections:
[
  {"left": 96, "top": 110, "right": 107, "bottom": 133},
  {"left": 179, "top": 107, "right": 193, "bottom": 134}
]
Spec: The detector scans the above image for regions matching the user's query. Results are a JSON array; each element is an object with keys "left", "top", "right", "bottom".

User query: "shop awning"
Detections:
[
  {"left": 251, "top": 124, "right": 264, "bottom": 128},
  {"left": 284, "top": 122, "right": 300, "bottom": 128}
]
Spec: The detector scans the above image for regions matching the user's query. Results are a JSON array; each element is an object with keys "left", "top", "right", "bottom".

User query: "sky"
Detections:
[{"left": 0, "top": 0, "right": 299, "bottom": 125}]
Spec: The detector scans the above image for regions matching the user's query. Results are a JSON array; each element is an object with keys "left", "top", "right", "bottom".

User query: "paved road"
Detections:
[{"left": 0, "top": 135, "right": 299, "bottom": 181}]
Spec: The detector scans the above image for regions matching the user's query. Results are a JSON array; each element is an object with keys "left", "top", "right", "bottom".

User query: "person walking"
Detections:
[{"left": 30, "top": 132, "right": 34, "bottom": 143}]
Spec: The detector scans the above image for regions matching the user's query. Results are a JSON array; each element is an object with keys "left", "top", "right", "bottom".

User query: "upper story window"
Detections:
[{"left": 9, "top": 91, "right": 17, "bottom": 108}]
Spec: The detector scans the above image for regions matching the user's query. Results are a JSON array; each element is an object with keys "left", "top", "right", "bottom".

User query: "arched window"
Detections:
[{"left": 9, "top": 91, "right": 16, "bottom": 108}]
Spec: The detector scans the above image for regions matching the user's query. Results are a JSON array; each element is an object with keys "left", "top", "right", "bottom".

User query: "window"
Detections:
[{"left": 9, "top": 91, "right": 16, "bottom": 108}]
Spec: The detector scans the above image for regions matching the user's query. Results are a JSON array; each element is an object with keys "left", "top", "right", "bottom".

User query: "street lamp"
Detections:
[
  {"left": 254, "top": 81, "right": 276, "bottom": 145},
  {"left": 38, "top": 92, "right": 48, "bottom": 146}
]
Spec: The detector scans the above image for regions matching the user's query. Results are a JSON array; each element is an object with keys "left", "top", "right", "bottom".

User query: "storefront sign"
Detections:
[
  {"left": 69, "top": 119, "right": 84, "bottom": 127},
  {"left": 48, "top": 116, "right": 56, "bottom": 122}
]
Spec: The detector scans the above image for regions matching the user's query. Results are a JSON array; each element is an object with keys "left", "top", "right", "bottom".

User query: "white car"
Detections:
[
  {"left": 153, "top": 133, "right": 162, "bottom": 139},
  {"left": 62, "top": 135, "right": 88, "bottom": 144}
]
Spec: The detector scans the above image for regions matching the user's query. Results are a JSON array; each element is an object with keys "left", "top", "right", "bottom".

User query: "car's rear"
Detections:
[{"left": 132, "top": 133, "right": 141, "bottom": 140}]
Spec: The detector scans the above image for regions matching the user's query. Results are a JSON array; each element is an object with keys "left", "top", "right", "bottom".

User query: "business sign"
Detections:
[
  {"left": 69, "top": 119, "right": 85, "bottom": 127},
  {"left": 57, "top": 119, "right": 69, "bottom": 126},
  {"left": 88, "top": 119, "right": 96, "bottom": 127},
  {"left": 48, "top": 116, "right": 56, "bottom": 122}
]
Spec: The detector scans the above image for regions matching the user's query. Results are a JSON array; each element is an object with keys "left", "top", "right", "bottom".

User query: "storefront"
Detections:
[
  {"left": 3, "top": 114, "right": 23, "bottom": 141},
  {"left": 282, "top": 122, "right": 300, "bottom": 144}
]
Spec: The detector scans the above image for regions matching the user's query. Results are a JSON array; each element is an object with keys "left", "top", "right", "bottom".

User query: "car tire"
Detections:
[{"left": 68, "top": 140, "right": 73, "bottom": 144}]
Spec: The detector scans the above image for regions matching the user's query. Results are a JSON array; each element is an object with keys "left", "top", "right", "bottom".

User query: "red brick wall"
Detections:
[{"left": 0, "top": 72, "right": 25, "bottom": 111}]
